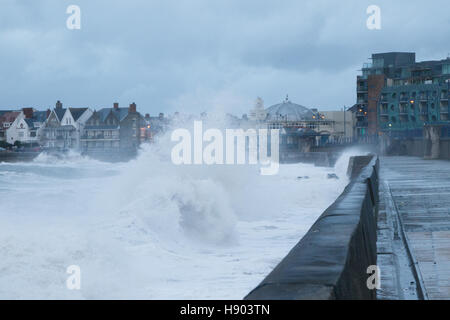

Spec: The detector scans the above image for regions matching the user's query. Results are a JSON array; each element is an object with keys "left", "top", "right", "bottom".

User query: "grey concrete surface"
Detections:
[
  {"left": 378, "top": 156, "right": 450, "bottom": 300},
  {"left": 245, "top": 156, "right": 378, "bottom": 300}
]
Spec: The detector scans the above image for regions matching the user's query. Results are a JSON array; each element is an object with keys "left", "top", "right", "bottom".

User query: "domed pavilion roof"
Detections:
[{"left": 265, "top": 96, "right": 315, "bottom": 121}]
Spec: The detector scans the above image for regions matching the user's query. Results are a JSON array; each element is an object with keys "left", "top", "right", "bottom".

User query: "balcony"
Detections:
[
  {"left": 357, "top": 99, "right": 367, "bottom": 104},
  {"left": 81, "top": 133, "right": 103, "bottom": 139},
  {"left": 356, "top": 121, "right": 368, "bottom": 128},
  {"left": 356, "top": 113, "right": 367, "bottom": 120},
  {"left": 357, "top": 84, "right": 368, "bottom": 92},
  {"left": 380, "top": 115, "right": 389, "bottom": 123},
  {"left": 399, "top": 115, "right": 409, "bottom": 123},
  {"left": 399, "top": 95, "right": 409, "bottom": 102},
  {"left": 81, "top": 133, "right": 120, "bottom": 140},
  {"left": 399, "top": 107, "right": 408, "bottom": 115}
]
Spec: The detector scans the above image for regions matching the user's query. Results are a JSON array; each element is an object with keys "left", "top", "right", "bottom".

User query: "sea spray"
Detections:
[{"left": 0, "top": 135, "right": 360, "bottom": 299}]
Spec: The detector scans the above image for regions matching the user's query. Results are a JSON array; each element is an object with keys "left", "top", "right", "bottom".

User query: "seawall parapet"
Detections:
[{"left": 245, "top": 155, "right": 379, "bottom": 300}]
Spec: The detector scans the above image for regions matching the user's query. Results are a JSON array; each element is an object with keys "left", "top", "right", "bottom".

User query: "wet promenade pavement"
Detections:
[{"left": 377, "top": 156, "right": 450, "bottom": 300}]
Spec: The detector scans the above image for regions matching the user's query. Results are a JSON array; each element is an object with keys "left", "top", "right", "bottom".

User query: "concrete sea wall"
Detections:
[
  {"left": 245, "top": 155, "right": 379, "bottom": 300},
  {"left": 0, "top": 152, "right": 40, "bottom": 162},
  {"left": 280, "top": 151, "right": 340, "bottom": 167}
]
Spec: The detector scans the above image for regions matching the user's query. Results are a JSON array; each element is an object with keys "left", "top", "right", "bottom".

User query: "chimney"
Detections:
[
  {"left": 22, "top": 107, "right": 34, "bottom": 119},
  {"left": 129, "top": 102, "right": 137, "bottom": 113},
  {"left": 159, "top": 112, "right": 164, "bottom": 119},
  {"left": 56, "top": 100, "right": 63, "bottom": 109},
  {"left": 113, "top": 102, "right": 119, "bottom": 109},
  {"left": 145, "top": 113, "right": 150, "bottom": 119}
]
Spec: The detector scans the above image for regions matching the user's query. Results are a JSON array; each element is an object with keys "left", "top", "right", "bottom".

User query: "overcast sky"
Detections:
[{"left": 0, "top": 0, "right": 449, "bottom": 116}]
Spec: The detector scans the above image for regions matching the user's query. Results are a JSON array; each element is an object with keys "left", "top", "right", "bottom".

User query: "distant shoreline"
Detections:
[
  {"left": 0, "top": 151, "right": 40, "bottom": 162},
  {"left": 0, "top": 150, "right": 138, "bottom": 163}
]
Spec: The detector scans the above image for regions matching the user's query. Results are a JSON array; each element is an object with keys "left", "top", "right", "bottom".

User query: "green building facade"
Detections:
[
  {"left": 378, "top": 83, "right": 450, "bottom": 133},
  {"left": 355, "top": 52, "right": 450, "bottom": 138}
]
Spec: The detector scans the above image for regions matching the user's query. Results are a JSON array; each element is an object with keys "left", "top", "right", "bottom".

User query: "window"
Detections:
[
  {"left": 443, "top": 64, "right": 450, "bottom": 75},
  {"left": 373, "top": 58, "right": 384, "bottom": 68}
]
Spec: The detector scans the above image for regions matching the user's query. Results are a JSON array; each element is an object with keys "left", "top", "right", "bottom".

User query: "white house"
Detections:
[
  {"left": 60, "top": 107, "right": 93, "bottom": 149},
  {"left": 0, "top": 111, "right": 21, "bottom": 144},
  {"left": 41, "top": 101, "right": 93, "bottom": 150},
  {"left": 6, "top": 109, "right": 48, "bottom": 145}
]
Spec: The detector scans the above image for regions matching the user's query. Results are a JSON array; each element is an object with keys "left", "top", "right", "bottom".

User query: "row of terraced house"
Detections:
[{"left": 0, "top": 101, "right": 168, "bottom": 154}]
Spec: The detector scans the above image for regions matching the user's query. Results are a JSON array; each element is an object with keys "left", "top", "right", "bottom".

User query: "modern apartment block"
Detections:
[{"left": 355, "top": 52, "right": 450, "bottom": 138}]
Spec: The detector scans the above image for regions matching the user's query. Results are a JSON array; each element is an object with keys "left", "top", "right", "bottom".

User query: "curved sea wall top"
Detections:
[{"left": 245, "top": 155, "right": 379, "bottom": 300}]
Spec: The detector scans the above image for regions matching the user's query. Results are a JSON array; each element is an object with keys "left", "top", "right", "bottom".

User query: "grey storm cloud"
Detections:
[{"left": 0, "top": 0, "right": 449, "bottom": 116}]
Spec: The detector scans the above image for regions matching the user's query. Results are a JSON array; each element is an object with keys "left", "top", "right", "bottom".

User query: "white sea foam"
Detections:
[{"left": 0, "top": 138, "right": 363, "bottom": 299}]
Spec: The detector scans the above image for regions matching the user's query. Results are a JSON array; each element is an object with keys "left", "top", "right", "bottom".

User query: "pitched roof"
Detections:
[
  {"left": 54, "top": 108, "right": 66, "bottom": 121},
  {"left": 0, "top": 110, "right": 14, "bottom": 117},
  {"left": 23, "top": 118, "right": 33, "bottom": 127},
  {"left": 33, "top": 111, "right": 48, "bottom": 123},
  {"left": 97, "top": 107, "right": 130, "bottom": 122},
  {"left": 97, "top": 108, "right": 113, "bottom": 122},
  {"left": 0, "top": 111, "right": 21, "bottom": 125},
  {"left": 69, "top": 108, "right": 88, "bottom": 121},
  {"left": 112, "top": 107, "right": 131, "bottom": 121},
  {"left": 23, "top": 111, "right": 48, "bottom": 129}
]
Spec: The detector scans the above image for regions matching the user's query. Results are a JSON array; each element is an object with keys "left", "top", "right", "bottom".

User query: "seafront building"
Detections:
[
  {"left": 7, "top": 108, "right": 48, "bottom": 146},
  {"left": 247, "top": 96, "right": 355, "bottom": 151},
  {"left": 0, "top": 111, "right": 21, "bottom": 145},
  {"left": 80, "top": 102, "right": 143, "bottom": 154},
  {"left": 41, "top": 101, "right": 93, "bottom": 150},
  {"left": 0, "top": 108, "right": 48, "bottom": 146},
  {"left": 354, "top": 52, "right": 450, "bottom": 140},
  {"left": 0, "top": 101, "right": 156, "bottom": 155},
  {"left": 140, "top": 112, "right": 170, "bottom": 142}
]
